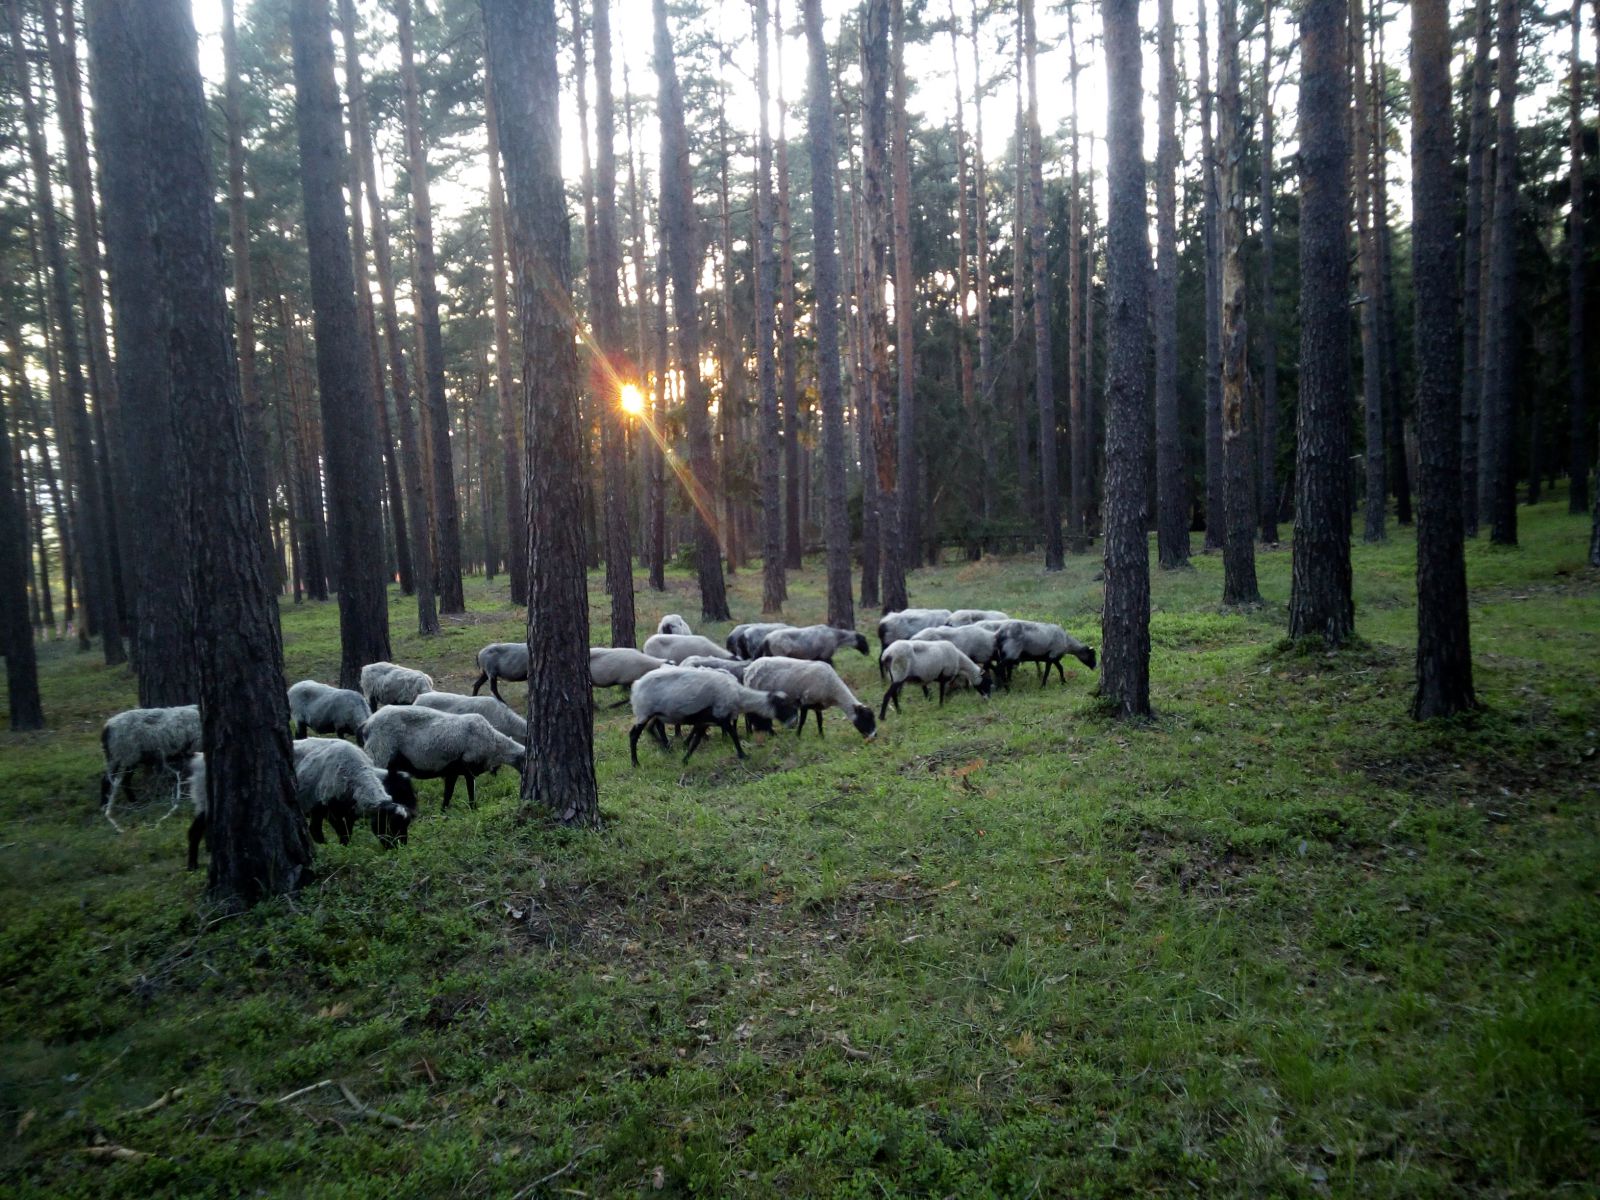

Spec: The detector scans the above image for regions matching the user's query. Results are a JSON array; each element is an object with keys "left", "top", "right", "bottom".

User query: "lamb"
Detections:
[
  {"left": 413, "top": 691, "right": 528, "bottom": 742},
  {"left": 912, "top": 624, "right": 1003, "bottom": 673},
  {"left": 470, "top": 642, "right": 529, "bottom": 703},
  {"left": 589, "top": 647, "right": 669, "bottom": 706},
  {"left": 360, "top": 661, "right": 435, "bottom": 709},
  {"left": 876, "top": 609, "right": 954, "bottom": 663},
  {"left": 287, "top": 680, "right": 372, "bottom": 742},
  {"left": 657, "top": 614, "right": 693, "bottom": 636},
  {"left": 754, "top": 624, "right": 870, "bottom": 665},
  {"left": 361, "top": 705, "right": 525, "bottom": 810},
  {"left": 878, "top": 639, "right": 993, "bottom": 718},
  {"left": 947, "top": 609, "right": 1010, "bottom": 626},
  {"left": 100, "top": 705, "right": 202, "bottom": 829},
  {"left": 627, "top": 665, "right": 800, "bottom": 765},
  {"left": 641, "top": 633, "right": 733, "bottom": 663},
  {"left": 993, "top": 619, "right": 1097, "bottom": 687},
  {"left": 726, "top": 622, "right": 793, "bottom": 658},
  {"left": 743, "top": 657, "right": 877, "bottom": 740}
]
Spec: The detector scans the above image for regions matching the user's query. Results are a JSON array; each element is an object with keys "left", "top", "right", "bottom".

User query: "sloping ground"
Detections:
[{"left": 1, "top": 499, "right": 1596, "bottom": 1198}]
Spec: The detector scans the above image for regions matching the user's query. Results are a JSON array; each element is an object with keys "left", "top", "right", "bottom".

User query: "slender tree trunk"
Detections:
[
  {"left": 623, "top": 72, "right": 657, "bottom": 576},
  {"left": 776, "top": 7, "right": 803, "bottom": 572},
  {"left": 1101, "top": 0, "right": 1152, "bottom": 719},
  {"left": 1022, "top": 0, "right": 1061, "bottom": 570},
  {"left": 1155, "top": 0, "right": 1186, "bottom": 569},
  {"left": 652, "top": 0, "right": 730, "bottom": 620},
  {"left": 288, "top": 0, "right": 392, "bottom": 686},
  {"left": 1480, "top": 0, "right": 1519, "bottom": 545},
  {"left": 0, "top": 370, "right": 42, "bottom": 729},
  {"left": 1568, "top": 0, "right": 1589, "bottom": 515},
  {"left": 1353, "top": 0, "right": 1386, "bottom": 544},
  {"left": 1289, "top": 0, "right": 1355, "bottom": 646},
  {"left": 1199, "top": 2, "right": 1224, "bottom": 552},
  {"left": 1373, "top": 11, "right": 1410, "bottom": 527},
  {"left": 1082, "top": 145, "right": 1099, "bottom": 535},
  {"left": 1257, "top": 0, "right": 1280, "bottom": 544},
  {"left": 891, "top": 0, "right": 918, "bottom": 563},
  {"left": 715, "top": 73, "right": 741, "bottom": 574},
  {"left": 1410, "top": 0, "right": 1476, "bottom": 718},
  {"left": 485, "top": 71, "right": 528, "bottom": 606},
  {"left": 1461, "top": 0, "right": 1492, "bottom": 538},
  {"left": 396, "top": 0, "right": 464, "bottom": 609},
  {"left": 754, "top": 0, "right": 786, "bottom": 613},
  {"left": 483, "top": 0, "right": 598, "bottom": 826},
  {"left": 946, "top": 3, "right": 977, "bottom": 559},
  {"left": 649, "top": 239, "right": 668, "bottom": 591},
  {"left": 1011, "top": 41, "right": 1033, "bottom": 543},
  {"left": 847, "top": 93, "right": 880, "bottom": 610},
  {"left": 970, "top": 0, "right": 996, "bottom": 537}
]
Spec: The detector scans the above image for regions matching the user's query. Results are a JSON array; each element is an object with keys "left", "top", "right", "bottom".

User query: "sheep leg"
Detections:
[
  {"left": 607, "top": 693, "right": 632, "bottom": 709},
  {"left": 464, "top": 774, "right": 478, "bottom": 810},
  {"left": 472, "top": 671, "right": 489, "bottom": 696},
  {"left": 723, "top": 718, "right": 747, "bottom": 759},
  {"left": 102, "top": 772, "right": 126, "bottom": 832},
  {"left": 186, "top": 812, "right": 206, "bottom": 870},
  {"left": 442, "top": 771, "right": 458, "bottom": 811},
  {"left": 332, "top": 812, "right": 355, "bottom": 845},
  {"left": 938, "top": 679, "right": 948, "bottom": 706},
  {"left": 629, "top": 722, "right": 647, "bottom": 767},
  {"left": 879, "top": 682, "right": 899, "bottom": 720},
  {"left": 681, "top": 725, "right": 708, "bottom": 763},
  {"left": 310, "top": 812, "right": 328, "bottom": 844},
  {"left": 649, "top": 718, "right": 672, "bottom": 750},
  {"left": 489, "top": 677, "right": 507, "bottom": 705},
  {"left": 813, "top": 707, "right": 825, "bottom": 737},
  {"left": 294, "top": 721, "right": 307, "bottom": 739},
  {"left": 1052, "top": 659, "right": 1067, "bottom": 686}
]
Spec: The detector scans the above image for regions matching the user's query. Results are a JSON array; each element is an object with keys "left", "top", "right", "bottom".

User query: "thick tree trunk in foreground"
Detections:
[
  {"left": 1257, "top": 0, "right": 1280, "bottom": 545},
  {"left": 289, "top": 0, "right": 392, "bottom": 687},
  {"left": 1154, "top": 0, "right": 1186, "bottom": 569},
  {"left": 1023, "top": 0, "right": 1061, "bottom": 570},
  {"left": 755, "top": 0, "right": 785, "bottom": 613},
  {"left": 0, "top": 383, "right": 42, "bottom": 729},
  {"left": 1100, "top": 0, "right": 1152, "bottom": 719},
  {"left": 1199, "top": 3, "right": 1224, "bottom": 553},
  {"left": 1289, "top": 0, "right": 1355, "bottom": 647},
  {"left": 485, "top": 71, "right": 528, "bottom": 606},
  {"left": 1480, "top": 0, "right": 1519, "bottom": 545},
  {"left": 804, "top": 0, "right": 855, "bottom": 630},
  {"left": 1461, "top": 0, "right": 1492, "bottom": 538},
  {"left": 1410, "top": 0, "right": 1476, "bottom": 720},
  {"left": 1568, "top": 0, "right": 1589, "bottom": 515},
  {"left": 483, "top": 0, "right": 598, "bottom": 826}
]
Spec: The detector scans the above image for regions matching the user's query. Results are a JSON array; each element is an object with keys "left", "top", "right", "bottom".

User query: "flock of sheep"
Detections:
[{"left": 95, "top": 606, "right": 1096, "bottom": 870}]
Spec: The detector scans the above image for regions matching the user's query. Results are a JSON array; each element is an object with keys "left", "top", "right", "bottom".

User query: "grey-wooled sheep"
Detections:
[
  {"left": 100, "top": 705, "right": 201, "bottom": 829},
  {"left": 743, "top": 657, "right": 877, "bottom": 739},
  {"left": 726, "top": 622, "right": 793, "bottom": 658},
  {"left": 471, "top": 642, "right": 529, "bottom": 703},
  {"left": 361, "top": 705, "right": 525, "bottom": 810},
  {"left": 755, "top": 624, "right": 870, "bottom": 664},
  {"left": 627, "top": 666, "right": 800, "bottom": 765},
  {"left": 993, "top": 619, "right": 1097, "bottom": 687},
  {"left": 912, "top": 624, "right": 1003, "bottom": 672},
  {"left": 360, "top": 661, "right": 435, "bottom": 709},
  {"left": 589, "top": 647, "right": 670, "bottom": 707},
  {"left": 878, "top": 640, "right": 993, "bottom": 718},
  {"left": 948, "top": 609, "right": 1010, "bottom": 626},
  {"left": 657, "top": 614, "right": 693, "bottom": 636},
  {"left": 641, "top": 632, "right": 732, "bottom": 663},
  {"left": 876, "top": 609, "right": 954, "bottom": 663},
  {"left": 679, "top": 654, "right": 751, "bottom": 682},
  {"left": 414, "top": 691, "right": 528, "bottom": 743},
  {"left": 287, "top": 680, "right": 372, "bottom": 742}
]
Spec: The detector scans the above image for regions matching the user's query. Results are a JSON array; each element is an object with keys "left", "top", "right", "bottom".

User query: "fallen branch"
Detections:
[
  {"left": 509, "top": 1145, "right": 600, "bottom": 1200},
  {"left": 337, "top": 1082, "right": 422, "bottom": 1131},
  {"left": 117, "top": 1087, "right": 186, "bottom": 1119},
  {"left": 80, "top": 1144, "right": 154, "bottom": 1164}
]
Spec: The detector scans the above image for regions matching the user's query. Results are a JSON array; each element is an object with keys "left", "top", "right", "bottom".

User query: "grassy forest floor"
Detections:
[{"left": 1, "top": 496, "right": 1597, "bottom": 1198}]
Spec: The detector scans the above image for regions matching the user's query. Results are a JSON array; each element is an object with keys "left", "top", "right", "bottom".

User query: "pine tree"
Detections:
[
  {"left": 1198, "top": 1, "right": 1224, "bottom": 553},
  {"left": 1567, "top": 0, "right": 1588, "bottom": 516},
  {"left": 1480, "top": 0, "right": 1520, "bottom": 545},
  {"left": 1461, "top": 0, "right": 1493, "bottom": 537},
  {"left": 1257, "top": 0, "right": 1280, "bottom": 544},
  {"left": 1022, "top": 0, "right": 1061, "bottom": 570},
  {"left": 755, "top": 0, "right": 786, "bottom": 613},
  {"left": 1154, "top": 0, "right": 1187, "bottom": 569},
  {"left": 0, "top": 373, "right": 41, "bottom": 729},
  {"left": 485, "top": 66, "right": 528, "bottom": 606},
  {"left": 891, "top": 0, "right": 918, "bottom": 565},
  {"left": 1353, "top": 0, "right": 1386, "bottom": 544}
]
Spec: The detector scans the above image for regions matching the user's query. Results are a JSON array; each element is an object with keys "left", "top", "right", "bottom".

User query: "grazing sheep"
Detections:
[
  {"left": 362, "top": 706, "right": 525, "bottom": 810},
  {"left": 679, "top": 655, "right": 752, "bottom": 682},
  {"left": 993, "top": 620, "right": 1097, "bottom": 687},
  {"left": 743, "top": 657, "right": 877, "bottom": 740},
  {"left": 413, "top": 691, "right": 528, "bottom": 743},
  {"left": 657, "top": 614, "right": 693, "bottom": 636},
  {"left": 287, "top": 680, "right": 372, "bottom": 743},
  {"left": 878, "top": 640, "right": 993, "bottom": 718},
  {"left": 100, "top": 705, "right": 202, "bottom": 829},
  {"left": 589, "top": 647, "right": 669, "bottom": 706},
  {"left": 627, "top": 665, "right": 800, "bottom": 765},
  {"left": 948, "top": 609, "right": 1010, "bottom": 626},
  {"left": 912, "top": 624, "right": 1003, "bottom": 673},
  {"left": 726, "top": 622, "right": 793, "bottom": 658},
  {"left": 755, "top": 624, "right": 870, "bottom": 665},
  {"left": 360, "top": 661, "right": 435, "bottom": 709},
  {"left": 641, "top": 633, "right": 733, "bottom": 663},
  {"left": 471, "top": 642, "right": 529, "bottom": 703},
  {"left": 876, "top": 610, "right": 954, "bottom": 668}
]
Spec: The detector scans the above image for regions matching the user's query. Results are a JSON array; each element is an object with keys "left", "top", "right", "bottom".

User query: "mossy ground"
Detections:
[{"left": 2, "top": 497, "right": 1596, "bottom": 1198}]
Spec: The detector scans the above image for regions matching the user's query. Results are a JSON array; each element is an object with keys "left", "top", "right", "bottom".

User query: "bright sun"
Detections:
[{"left": 619, "top": 383, "right": 645, "bottom": 416}]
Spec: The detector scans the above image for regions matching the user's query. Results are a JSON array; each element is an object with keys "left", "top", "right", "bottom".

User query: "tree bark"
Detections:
[
  {"left": 776, "top": 6, "right": 803, "bottom": 572},
  {"left": 1011, "top": 40, "right": 1033, "bottom": 544},
  {"left": 1022, "top": 0, "right": 1061, "bottom": 570},
  {"left": 946, "top": 1, "right": 978, "bottom": 559},
  {"left": 1257, "top": 0, "right": 1280, "bottom": 544},
  {"left": 483, "top": 0, "right": 599, "bottom": 827},
  {"left": 1353, "top": 0, "right": 1386, "bottom": 544},
  {"left": 1461, "top": 0, "right": 1492, "bottom": 538},
  {"left": 1289, "top": 0, "right": 1355, "bottom": 646},
  {"left": 970, "top": 0, "right": 996, "bottom": 537},
  {"left": 1410, "top": 0, "right": 1476, "bottom": 718},
  {"left": 755, "top": 0, "right": 785, "bottom": 613},
  {"left": 891, "top": 0, "right": 918, "bottom": 563},
  {"left": 1479, "top": 0, "right": 1519, "bottom": 545},
  {"left": 1101, "top": 0, "right": 1152, "bottom": 719},
  {"left": 1199, "top": 1, "right": 1224, "bottom": 553},
  {"left": 485, "top": 69, "right": 528, "bottom": 606},
  {"left": 1373, "top": 29, "right": 1410, "bottom": 528},
  {"left": 288, "top": 0, "right": 392, "bottom": 686},
  {"left": 846, "top": 88, "right": 880, "bottom": 612},
  {"left": 0, "top": 363, "right": 42, "bottom": 729},
  {"left": 1568, "top": 0, "right": 1589, "bottom": 515},
  {"left": 650, "top": 238, "right": 668, "bottom": 592},
  {"left": 1154, "top": 0, "right": 1187, "bottom": 569}
]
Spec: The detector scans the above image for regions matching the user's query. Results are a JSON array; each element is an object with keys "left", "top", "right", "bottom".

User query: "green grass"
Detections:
[{"left": 2, "top": 497, "right": 1597, "bottom": 1198}]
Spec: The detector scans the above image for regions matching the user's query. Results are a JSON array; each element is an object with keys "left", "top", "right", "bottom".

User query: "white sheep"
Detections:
[
  {"left": 726, "top": 622, "right": 793, "bottom": 657},
  {"left": 471, "top": 642, "right": 529, "bottom": 703},
  {"left": 679, "top": 654, "right": 751, "bottom": 682},
  {"left": 589, "top": 647, "right": 670, "bottom": 706},
  {"left": 992, "top": 620, "right": 1097, "bottom": 687},
  {"left": 287, "top": 680, "right": 372, "bottom": 742},
  {"left": 100, "top": 705, "right": 201, "bottom": 830},
  {"left": 754, "top": 624, "right": 871, "bottom": 665},
  {"left": 876, "top": 610, "right": 954, "bottom": 669},
  {"left": 743, "top": 657, "right": 877, "bottom": 740},
  {"left": 657, "top": 613, "right": 693, "bottom": 636},
  {"left": 413, "top": 691, "right": 528, "bottom": 742},
  {"left": 911, "top": 624, "right": 1003, "bottom": 674},
  {"left": 947, "top": 609, "right": 1010, "bottom": 626},
  {"left": 878, "top": 639, "right": 993, "bottom": 718},
  {"left": 361, "top": 705, "right": 525, "bottom": 810},
  {"left": 627, "top": 665, "right": 800, "bottom": 765},
  {"left": 360, "top": 661, "right": 435, "bottom": 709},
  {"left": 641, "top": 633, "right": 733, "bottom": 663}
]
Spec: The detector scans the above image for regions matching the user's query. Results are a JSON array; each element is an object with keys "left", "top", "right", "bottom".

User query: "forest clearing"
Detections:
[{"left": 3, "top": 501, "right": 1596, "bottom": 1197}]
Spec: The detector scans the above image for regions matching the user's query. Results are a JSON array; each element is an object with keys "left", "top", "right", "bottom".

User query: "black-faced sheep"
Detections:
[
  {"left": 993, "top": 620, "right": 1097, "bottom": 687},
  {"left": 726, "top": 622, "right": 793, "bottom": 658},
  {"left": 471, "top": 642, "right": 529, "bottom": 703},
  {"left": 641, "top": 633, "right": 733, "bottom": 663},
  {"left": 287, "top": 680, "right": 372, "bottom": 742},
  {"left": 361, "top": 705, "right": 525, "bottom": 810},
  {"left": 754, "top": 624, "right": 870, "bottom": 665},
  {"left": 657, "top": 614, "right": 693, "bottom": 636},
  {"left": 878, "top": 640, "right": 993, "bottom": 718},
  {"left": 413, "top": 691, "right": 528, "bottom": 743},
  {"left": 627, "top": 666, "right": 800, "bottom": 765},
  {"left": 360, "top": 661, "right": 435, "bottom": 709},
  {"left": 100, "top": 705, "right": 201, "bottom": 829},
  {"left": 743, "top": 657, "right": 877, "bottom": 739}
]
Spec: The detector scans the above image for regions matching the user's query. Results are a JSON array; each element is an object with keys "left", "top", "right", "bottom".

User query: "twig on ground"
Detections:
[
  {"left": 509, "top": 1145, "right": 600, "bottom": 1200},
  {"left": 117, "top": 1086, "right": 186, "bottom": 1118}
]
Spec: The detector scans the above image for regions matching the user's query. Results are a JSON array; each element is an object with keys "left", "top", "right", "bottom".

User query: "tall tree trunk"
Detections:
[
  {"left": 1082, "top": 144, "right": 1099, "bottom": 535},
  {"left": 396, "top": 0, "right": 465, "bottom": 609},
  {"left": 649, "top": 239, "right": 668, "bottom": 592},
  {"left": 776, "top": 6, "right": 803, "bottom": 572},
  {"left": 1289, "top": 0, "right": 1355, "bottom": 646},
  {"left": 846, "top": 90, "right": 880, "bottom": 611},
  {"left": 1480, "top": 0, "right": 1519, "bottom": 545},
  {"left": 1154, "top": 0, "right": 1187, "bottom": 569},
  {"left": 11, "top": 353, "right": 63, "bottom": 635},
  {"left": 1065, "top": 7, "right": 1085, "bottom": 553},
  {"left": 755, "top": 0, "right": 786, "bottom": 613},
  {"left": 970, "top": 0, "right": 996, "bottom": 536},
  {"left": 1022, "top": 0, "right": 1061, "bottom": 569},
  {"left": 1568, "top": 0, "right": 1589, "bottom": 515},
  {"left": 948, "top": 1, "right": 980, "bottom": 559},
  {"left": 891, "top": 0, "right": 917, "bottom": 563},
  {"left": 485, "top": 69, "right": 528, "bottom": 606},
  {"left": 715, "top": 71, "right": 741, "bottom": 575},
  {"left": 1410, "top": 0, "right": 1476, "bottom": 718},
  {"left": 7, "top": 0, "right": 124, "bottom": 667},
  {"left": 1460, "top": 0, "right": 1492, "bottom": 538},
  {"left": 0, "top": 364, "right": 42, "bottom": 729},
  {"left": 623, "top": 71, "right": 658, "bottom": 578},
  {"left": 1101, "top": 0, "right": 1152, "bottom": 719},
  {"left": 1199, "top": 1, "right": 1224, "bottom": 553},
  {"left": 1353, "top": 0, "right": 1386, "bottom": 544},
  {"left": 1011, "top": 40, "right": 1032, "bottom": 543},
  {"left": 1257, "top": 0, "right": 1280, "bottom": 544},
  {"left": 483, "top": 0, "right": 598, "bottom": 826},
  {"left": 652, "top": 0, "right": 730, "bottom": 620},
  {"left": 288, "top": 0, "right": 392, "bottom": 686},
  {"left": 1373, "top": 10, "right": 1410, "bottom": 527}
]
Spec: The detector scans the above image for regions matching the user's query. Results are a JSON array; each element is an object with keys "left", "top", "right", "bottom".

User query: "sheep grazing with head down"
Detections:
[
  {"left": 657, "top": 614, "right": 693, "bottom": 636},
  {"left": 471, "top": 642, "right": 529, "bottom": 703},
  {"left": 361, "top": 705, "right": 525, "bottom": 810},
  {"left": 100, "top": 705, "right": 202, "bottom": 829},
  {"left": 726, "top": 622, "right": 793, "bottom": 658},
  {"left": 413, "top": 691, "right": 528, "bottom": 743},
  {"left": 754, "top": 624, "right": 870, "bottom": 665},
  {"left": 993, "top": 620, "right": 1097, "bottom": 687},
  {"left": 948, "top": 609, "right": 1010, "bottom": 626},
  {"left": 878, "top": 640, "right": 993, "bottom": 718},
  {"left": 589, "top": 647, "right": 669, "bottom": 706},
  {"left": 876, "top": 609, "right": 954, "bottom": 664},
  {"left": 627, "top": 665, "right": 800, "bottom": 765},
  {"left": 641, "top": 632, "right": 732, "bottom": 663},
  {"left": 287, "top": 680, "right": 372, "bottom": 743},
  {"left": 743, "top": 657, "right": 877, "bottom": 740},
  {"left": 360, "top": 661, "right": 435, "bottom": 710}
]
